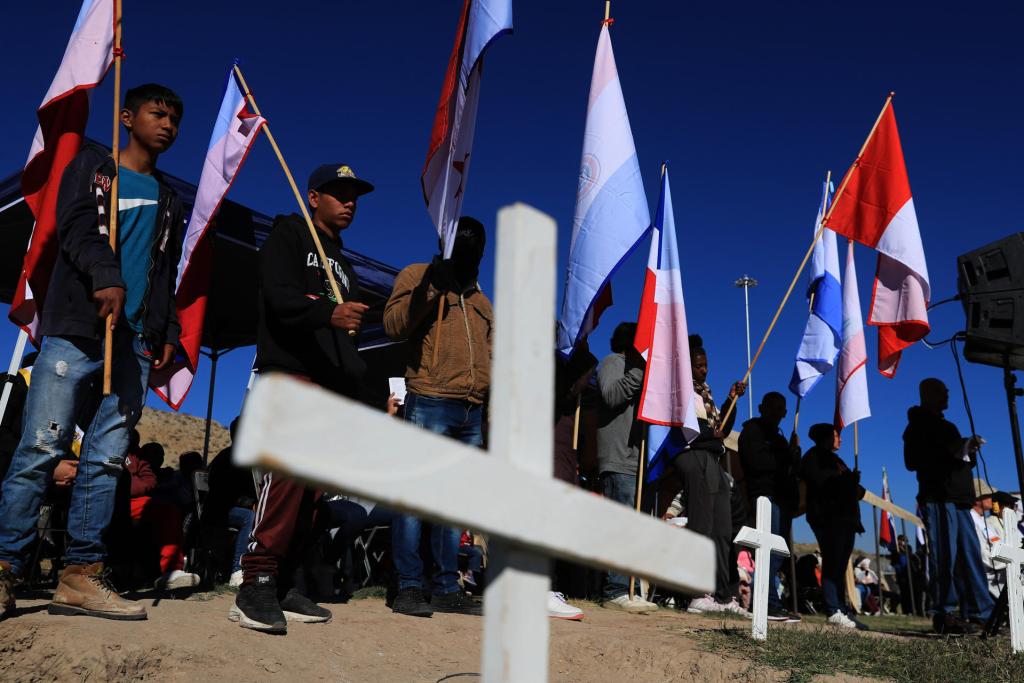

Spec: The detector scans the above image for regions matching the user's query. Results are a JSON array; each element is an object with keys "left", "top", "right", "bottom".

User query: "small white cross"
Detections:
[
  {"left": 992, "top": 507, "right": 1024, "bottom": 653},
  {"left": 235, "top": 203, "right": 715, "bottom": 682},
  {"left": 734, "top": 495, "right": 790, "bottom": 641}
]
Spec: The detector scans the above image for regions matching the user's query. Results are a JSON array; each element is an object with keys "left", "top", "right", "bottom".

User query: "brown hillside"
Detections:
[{"left": 135, "top": 407, "right": 230, "bottom": 468}]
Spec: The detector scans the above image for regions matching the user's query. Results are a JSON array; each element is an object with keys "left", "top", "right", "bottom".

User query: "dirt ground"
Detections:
[{"left": 0, "top": 590, "right": 886, "bottom": 683}]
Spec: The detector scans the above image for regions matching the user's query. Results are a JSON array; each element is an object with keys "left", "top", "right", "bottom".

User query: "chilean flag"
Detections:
[
  {"left": 634, "top": 167, "right": 699, "bottom": 482},
  {"left": 421, "top": 0, "right": 512, "bottom": 258},
  {"left": 835, "top": 240, "right": 871, "bottom": 430},
  {"left": 879, "top": 468, "right": 897, "bottom": 551},
  {"left": 824, "top": 100, "right": 930, "bottom": 377},
  {"left": 557, "top": 22, "right": 650, "bottom": 357},
  {"left": 150, "top": 66, "right": 265, "bottom": 409},
  {"left": 11, "top": 0, "right": 114, "bottom": 340}
]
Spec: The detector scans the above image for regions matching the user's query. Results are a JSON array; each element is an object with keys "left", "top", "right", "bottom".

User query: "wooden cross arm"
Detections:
[
  {"left": 992, "top": 542, "right": 1024, "bottom": 566},
  {"left": 235, "top": 374, "right": 716, "bottom": 596},
  {"left": 861, "top": 489, "right": 923, "bottom": 528},
  {"left": 734, "top": 525, "right": 790, "bottom": 557}
]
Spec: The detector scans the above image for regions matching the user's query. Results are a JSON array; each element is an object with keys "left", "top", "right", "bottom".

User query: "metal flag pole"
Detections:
[{"left": 734, "top": 275, "right": 757, "bottom": 418}]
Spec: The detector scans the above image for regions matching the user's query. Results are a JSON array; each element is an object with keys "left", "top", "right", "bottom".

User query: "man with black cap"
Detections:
[
  {"left": 383, "top": 216, "right": 492, "bottom": 617},
  {"left": 230, "top": 163, "right": 373, "bottom": 634}
]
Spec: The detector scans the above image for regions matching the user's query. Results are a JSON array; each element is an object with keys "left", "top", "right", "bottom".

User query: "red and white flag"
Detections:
[
  {"left": 421, "top": 0, "right": 512, "bottom": 258},
  {"left": 11, "top": 0, "right": 115, "bottom": 339},
  {"left": 150, "top": 67, "right": 265, "bottom": 409},
  {"left": 824, "top": 100, "right": 930, "bottom": 377}
]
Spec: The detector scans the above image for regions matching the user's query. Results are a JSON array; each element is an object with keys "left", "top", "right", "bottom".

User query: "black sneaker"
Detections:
[
  {"left": 279, "top": 588, "right": 332, "bottom": 623},
  {"left": 767, "top": 606, "right": 801, "bottom": 623},
  {"left": 933, "top": 613, "right": 975, "bottom": 635},
  {"left": 432, "top": 590, "right": 483, "bottom": 616},
  {"left": 229, "top": 574, "right": 286, "bottom": 634},
  {"left": 391, "top": 587, "right": 433, "bottom": 618}
]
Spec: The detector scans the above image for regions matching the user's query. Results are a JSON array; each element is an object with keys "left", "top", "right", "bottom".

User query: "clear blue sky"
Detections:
[{"left": 2, "top": 1, "right": 1022, "bottom": 544}]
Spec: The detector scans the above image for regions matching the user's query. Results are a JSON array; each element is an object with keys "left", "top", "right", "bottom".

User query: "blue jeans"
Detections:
[
  {"left": 393, "top": 392, "right": 483, "bottom": 594},
  {"left": 921, "top": 501, "right": 994, "bottom": 620},
  {"left": 600, "top": 471, "right": 636, "bottom": 600},
  {"left": 0, "top": 333, "right": 152, "bottom": 574},
  {"left": 227, "top": 506, "right": 255, "bottom": 572},
  {"left": 766, "top": 499, "right": 792, "bottom": 611}
]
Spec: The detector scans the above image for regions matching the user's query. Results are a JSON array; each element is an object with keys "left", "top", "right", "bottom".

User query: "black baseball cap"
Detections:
[{"left": 307, "top": 164, "right": 375, "bottom": 196}]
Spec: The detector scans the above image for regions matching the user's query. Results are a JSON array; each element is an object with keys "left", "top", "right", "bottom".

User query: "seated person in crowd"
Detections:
[
  {"left": 853, "top": 556, "right": 879, "bottom": 615},
  {"left": 205, "top": 419, "right": 257, "bottom": 587},
  {"left": 127, "top": 437, "right": 199, "bottom": 590}
]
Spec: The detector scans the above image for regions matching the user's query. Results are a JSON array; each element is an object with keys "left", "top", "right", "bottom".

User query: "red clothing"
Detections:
[
  {"left": 126, "top": 451, "right": 156, "bottom": 498},
  {"left": 129, "top": 496, "right": 185, "bottom": 574}
]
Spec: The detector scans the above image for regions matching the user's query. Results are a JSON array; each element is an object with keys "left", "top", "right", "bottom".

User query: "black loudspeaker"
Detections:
[{"left": 958, "top": 233, "right": 1024, "bottom": 369}]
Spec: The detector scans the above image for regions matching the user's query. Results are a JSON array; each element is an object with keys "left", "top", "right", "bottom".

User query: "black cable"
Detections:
[
  {"left": 949, "top": 337, "right": 994, "bottom": 503},
  {"left": 927, "top": 293, "right": 961, "bottom": 311}
]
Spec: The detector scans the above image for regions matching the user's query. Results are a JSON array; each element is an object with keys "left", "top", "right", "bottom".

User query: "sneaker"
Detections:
[
  {"left": 603, "top": 594, "right": 653, "bottom": 614},
  {"left": 48, "top": 562, "right": 146, "bottom": 621},
  {"left": 766, "top": 606, "right": 800, "bottom": 623},
  {"left": 632, "top": 594, "right": 659, "bottom": 612},
  {"left": 158, "top": 569, "right": 201, "bottom": 591},
  {"left": 827, "top": 611, "right": 857, "bottom": 629},
  {"left": 686, "top": 595, "right": 720, "bottom": 614},
  {"left": 547, "top": 591, "right": 584, "bottom": 621},
  {"left": 432, "top": 590, "right": 483, "bottom": 616},
  {"left": 392, "top": 587, "right": 433, "bottom": 617},
  {"left": 719, "top": 598, "right": 753, "bottom": 619},
  {"left": 228, "top": 569, "right": 244, "bottom": 588},
  {"left": 228, "top": 574, "right": 286, "bottom": 634},
  {"left": 279, "top": 588, "right": 332, "bottom": 623},
  {"left": 0, "top": 561, "right": 16, "bottom": 620},
  {"left": 933, "top": 613, "right": 975, "bottom": 635}
]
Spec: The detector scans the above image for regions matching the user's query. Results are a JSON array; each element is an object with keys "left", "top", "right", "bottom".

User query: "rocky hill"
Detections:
[{"left": 135, "top": 407, "right": 230, "bottom": 468}]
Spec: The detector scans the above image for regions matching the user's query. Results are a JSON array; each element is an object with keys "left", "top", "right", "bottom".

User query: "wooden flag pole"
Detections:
[
  {"left": 854, "top": 421, "right": 860, "bottom": 472},
  {"left": 232, "top": 65, "right": 355, "bottom": 336},
  {"left": 571, "top": 394, "right": 582, "bottom": 450},
  {"left": 102, "top": 0, "right": 124, "bottom": 396},
  {"left": 604, "top": 1, "right": 611, "bottom": 22},
  {"left": 717, "top": 94, "right": 894, "bottom": 431},
  {"left": 628, "top": 437, "right": 646, "bottom": 599}
]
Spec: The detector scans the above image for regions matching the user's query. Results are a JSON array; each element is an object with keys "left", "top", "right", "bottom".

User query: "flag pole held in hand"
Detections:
[
  {"left": 231, "top": 64, "right": 356, "bottom": 336},
  {"left": 102, "top": 0, "right": 124, "bottom": 396},
  {"left": 717, "top": 94, "right": 895, "bottom": 431}
]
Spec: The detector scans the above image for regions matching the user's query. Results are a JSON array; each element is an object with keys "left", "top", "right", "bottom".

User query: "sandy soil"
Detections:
[{"left": 0, "top": 590, "right": 889, "bottom": 683}]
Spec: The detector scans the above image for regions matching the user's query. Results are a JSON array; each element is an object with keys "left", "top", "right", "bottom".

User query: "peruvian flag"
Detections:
[
  {"left": 634, "top": 167, "right": 699, "bottom": 481},
  {"left": 150, "top": 66, "right": 265, "bottom": 409},
  {"left": 824, "top": 99, "right": 930, "bottom": 377},
  {"left": 11, "top": 0, "right": 115, "bottom": 340},
  {"left": 879, "top": 468, "right": 897, "bottom": 551},
  {"left": 421, "top": 0, "right": 512, "bottom": 258}
]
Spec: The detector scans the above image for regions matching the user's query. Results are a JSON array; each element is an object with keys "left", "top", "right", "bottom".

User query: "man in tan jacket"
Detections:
[{"left": 383, "top": 216, "right": 492, "bottom": 617}]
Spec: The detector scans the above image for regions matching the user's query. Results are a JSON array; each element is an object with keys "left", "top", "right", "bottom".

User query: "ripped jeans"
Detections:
[{"left": 0, "top": 333, "right": 152, "bottom": 574}]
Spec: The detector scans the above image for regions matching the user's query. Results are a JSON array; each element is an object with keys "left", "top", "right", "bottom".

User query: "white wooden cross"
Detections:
[
  {"left": 234, "top": 203, "right": 715, "bottom": 682},
  {"left": 734, "top": 495, "right": 790, "bottom": 641},
  {"left": 992, "top": 507, "right": 1024, "bottom": 653}
]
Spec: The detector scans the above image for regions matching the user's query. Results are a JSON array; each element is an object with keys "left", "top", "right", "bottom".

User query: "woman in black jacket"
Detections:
[{"left": 801, "top": 423, "right": 865, "bottom": 629}]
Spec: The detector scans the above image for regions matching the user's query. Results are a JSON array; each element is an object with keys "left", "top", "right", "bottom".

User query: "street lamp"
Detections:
[{"left": 734, "top": 275, "right": 758, "bottom": 419}]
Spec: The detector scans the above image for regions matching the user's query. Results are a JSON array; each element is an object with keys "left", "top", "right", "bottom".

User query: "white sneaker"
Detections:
[
  {"left": 161, "top": 569, "right": 200, "bottom": 590},
  {"left": 687, "top": 595, "right": 720, "bottom": 614},
  {"left": 827, "top": 611, "right": 857, "bottom": 629},
  {"left": 228, "top": 570, "right": 244, "bottom": 588},
  {"left": 547, "top": 591, "right": 584, "bottom": 621},
  {"left": 603, "top": 594, "right": 653, "bottom": 614},
  {"left": 719, "top": 598, "right": 753, "bottom": 619},
  {"left": 632, "top": 594, "right": 659, "bottom": 611}
]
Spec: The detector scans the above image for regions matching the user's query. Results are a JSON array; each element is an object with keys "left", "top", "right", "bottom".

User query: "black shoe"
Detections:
[
  {"left": 229, "top": 574, "right": 286, "bottom": 634},
  {"left": 432, "top": 590, "right": 483, "bottom": 616},
  {"left": 279, "top": 588, "right": 332, "bottom": 623},
  {"left": 933, "top": 613, "right": 975, "bottom": 635},
  {"left": 392, "top": 587, "right": 433, "bottom": 617}
]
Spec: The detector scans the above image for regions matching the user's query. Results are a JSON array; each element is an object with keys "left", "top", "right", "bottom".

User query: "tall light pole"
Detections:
[{"left": 734, "top": 275, "right": 758, "bottom": 419}]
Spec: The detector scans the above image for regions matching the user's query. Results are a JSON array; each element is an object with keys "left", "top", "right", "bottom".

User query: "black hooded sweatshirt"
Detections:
[
  {"left": 254, "top": 213, "right": 366, "bottom": 396},
  {"left": 903, "top": 406, "right": 975, "bottom": 507}
]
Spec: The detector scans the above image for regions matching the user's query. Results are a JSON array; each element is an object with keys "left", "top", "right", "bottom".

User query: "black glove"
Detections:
[{"left": 428, "top": 256, "right": 459, "bottom": 293}]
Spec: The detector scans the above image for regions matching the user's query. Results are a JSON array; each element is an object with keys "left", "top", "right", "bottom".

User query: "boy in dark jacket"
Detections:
[
  {"left": 904, "top": 377, "right": 992, "bottom": 633},
  {"left": 738, "top": 391, "right": 801, "bottom": 622},
  {"left": 231, "top": 163, "right": 372, "bottom": 634},
  {"left": 0, "top": 84, "right": 184, "bottom": 622},
  {"left": 800, "top": 423, "right": 864, "bottom": 628}
]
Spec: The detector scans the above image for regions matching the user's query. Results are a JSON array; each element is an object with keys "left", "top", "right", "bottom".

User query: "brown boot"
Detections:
[
  {"left": 0, "top": 560, "right": 15, "bottom": 619},
  {"left": 48, "top": 562, "right": 146, "bottom": 621}
]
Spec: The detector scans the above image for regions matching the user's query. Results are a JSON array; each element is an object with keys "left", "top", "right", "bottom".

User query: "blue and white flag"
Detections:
[
  {"left": 789, "top": 180, "right": 841, "bottom": 397},
  {"left": 556, "top": 23, "right": 650, "bottom": 357}
]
